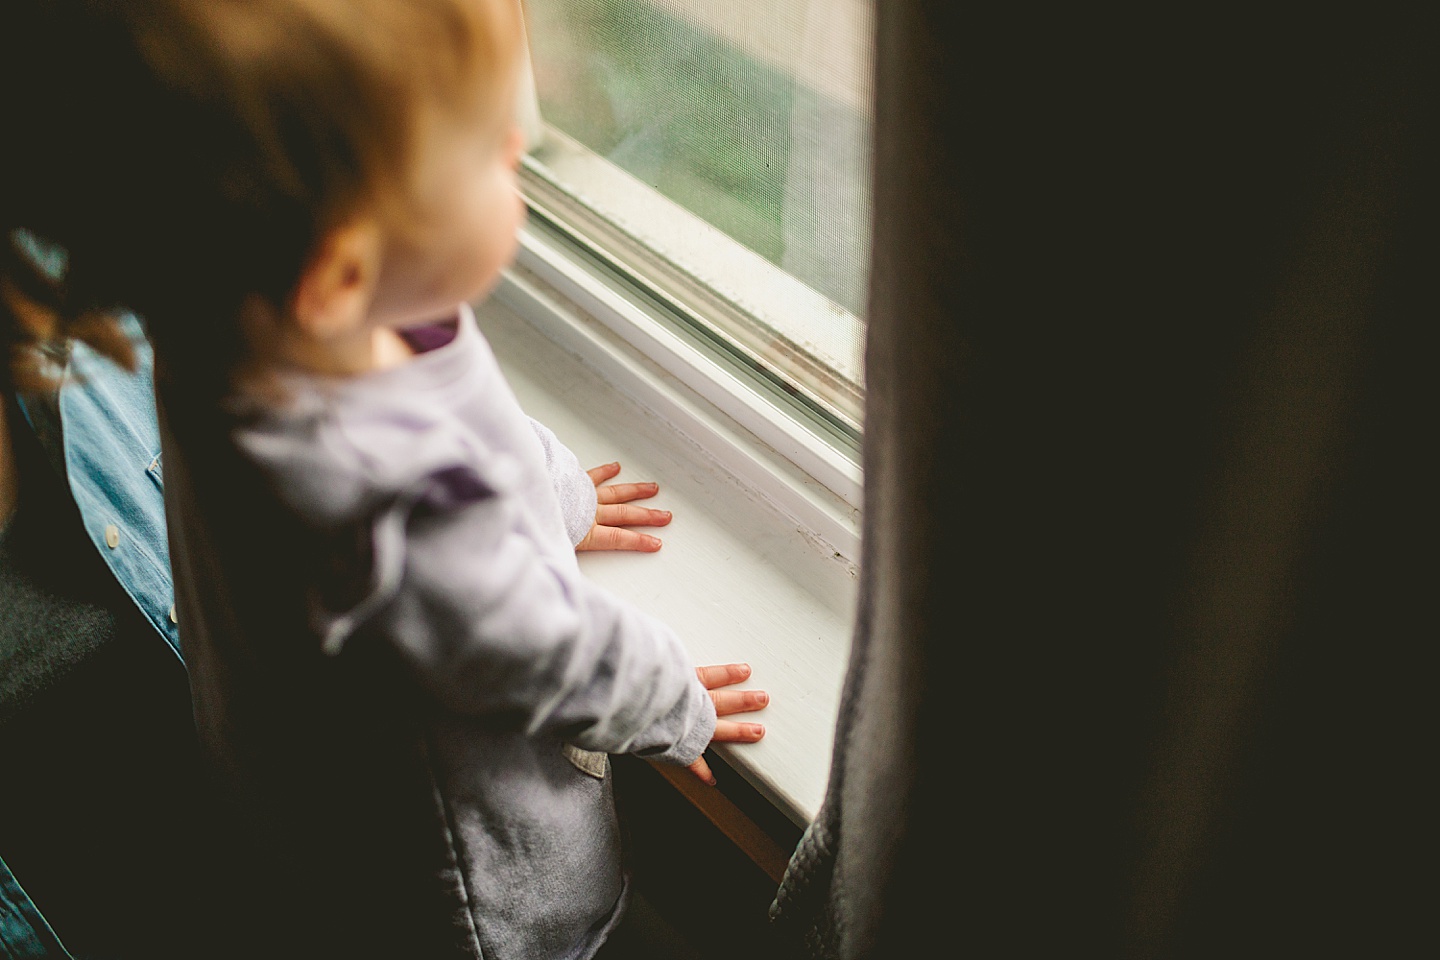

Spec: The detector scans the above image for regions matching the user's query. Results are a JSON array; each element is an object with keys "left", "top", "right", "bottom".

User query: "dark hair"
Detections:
[{"left": 0, "top": 0, "right": 520, "bottom": 397}]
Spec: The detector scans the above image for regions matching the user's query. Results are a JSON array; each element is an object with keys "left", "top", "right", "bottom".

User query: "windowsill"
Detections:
[{"left": 477, "top": 240, "right": 858, "bottom": 828}]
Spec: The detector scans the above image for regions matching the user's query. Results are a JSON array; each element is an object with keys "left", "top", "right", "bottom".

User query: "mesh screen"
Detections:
[{"left": 524, "top": 0, "right": 873, "bottom": 322}]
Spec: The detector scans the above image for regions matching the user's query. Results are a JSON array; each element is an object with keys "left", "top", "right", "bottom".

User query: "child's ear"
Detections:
[{"left": 290, "top": 219, "right": 383, "bottom": 340}]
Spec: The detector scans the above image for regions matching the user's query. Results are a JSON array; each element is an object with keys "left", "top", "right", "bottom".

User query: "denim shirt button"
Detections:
[
  {"left": 169, "top": 604, "right": 178, "bottom": 624},
  {"left": 104, "top": 524, "right": 121, "bottom": 548}
]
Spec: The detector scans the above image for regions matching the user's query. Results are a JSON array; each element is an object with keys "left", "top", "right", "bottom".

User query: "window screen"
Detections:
[{"left": 521, "top": 0, "right": 873, "bottom": 435}]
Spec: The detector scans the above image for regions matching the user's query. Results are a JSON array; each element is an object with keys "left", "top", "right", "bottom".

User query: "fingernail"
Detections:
[
  {"left": 749, "top": 723, "right": 765, "bottom": 737},
  {"left": 752, "top": 692, "right": 769, "bottom": 707},
  {"left": 646, "top": 536, "right": 662, "bottom": 548}
]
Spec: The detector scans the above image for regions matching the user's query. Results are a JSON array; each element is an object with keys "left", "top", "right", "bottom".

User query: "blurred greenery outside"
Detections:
[{"left": 526, "top": 0, "right": 870, "bottom": 317}]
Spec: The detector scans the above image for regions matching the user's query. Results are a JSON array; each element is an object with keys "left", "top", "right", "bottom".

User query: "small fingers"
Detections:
[
  {"left": 586, "top": 462, "right": 622, "bottom": 485},
  {"left": 595, "top": 503, "right": 671, "bottom": 528},
  {"left": 709, "top": 688, "right": 769, "bottom": 716},
  {"left": 711, "top": 718, "right": 766, "bottom": 743},
  {"left": 686, "top": 755, "right": 716, "bottom": 786},
  {"left": 596, "top": 481, "right": 661, "bottom": 505},
  {"left": 695, "top": 663, "right": 752, "bottom": 690},
  {"left": 575, "top": 526, "right": 663, "bottom": 553}
]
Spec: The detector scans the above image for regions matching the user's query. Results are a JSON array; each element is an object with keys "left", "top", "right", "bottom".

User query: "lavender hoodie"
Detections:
[{"left": 158, "top": 303, "right": 714, "bottom": 960}]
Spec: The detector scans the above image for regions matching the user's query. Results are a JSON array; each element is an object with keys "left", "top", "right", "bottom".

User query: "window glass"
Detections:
[{"left": 521, "top": 0, "right": 873, "bottom": 435}]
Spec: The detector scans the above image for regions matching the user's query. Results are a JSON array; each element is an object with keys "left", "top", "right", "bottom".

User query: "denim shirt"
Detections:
[{"left": 0, "top": 311, "right": 179, "bottom": 960}]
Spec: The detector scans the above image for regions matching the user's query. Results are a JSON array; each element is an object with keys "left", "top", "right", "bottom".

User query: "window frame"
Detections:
[
  {"left": 499, "top": 0, "right": 867, "bottom": 831},
  {"left": 507, "top": 216, "right": 862, "bottom": 558},
  {"left": 514, "top": 0, "right": 871, "bottom": 455},
  {"left": 482, "top": 267, "right": 857, "bottom": 827}
]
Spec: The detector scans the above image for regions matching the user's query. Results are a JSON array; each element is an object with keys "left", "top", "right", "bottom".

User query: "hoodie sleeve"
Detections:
[
  {"left": 271, "top": 415, "right": 714, "bottom": 766},
  {"left": 528, "top": 417, "right": 597, "bottom": 548}
]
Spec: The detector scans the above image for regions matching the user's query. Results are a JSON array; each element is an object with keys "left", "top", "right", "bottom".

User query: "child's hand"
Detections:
[
  {"left": 687, "top": 663, "right": 768, "bottom": 786},
  {"left": 575, "top": 461, "right": 673, "bottom": 553}
]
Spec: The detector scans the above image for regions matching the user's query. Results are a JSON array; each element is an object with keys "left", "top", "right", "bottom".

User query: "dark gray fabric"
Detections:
[
  {"left": 772, "top": 6, "right": 1429, "bottom": 958},
  {"left": 0, "top": 530, "right": 114, "bottom": 726},
  {"left": 0, "top": 401, "right": 114, "bottom": 725},
  {"left": 0, "top": 401, "right": 216, "bottom": 958}
]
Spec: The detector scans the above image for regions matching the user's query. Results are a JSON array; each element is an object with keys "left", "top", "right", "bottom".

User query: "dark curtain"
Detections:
[{"left": 771, "top": 6, "right": 1430, "bottom": 958}]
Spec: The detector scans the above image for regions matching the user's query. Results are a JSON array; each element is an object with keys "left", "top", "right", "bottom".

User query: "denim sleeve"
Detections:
[
  {"left": 12, "top": 313, "right": 180, "bottom": 660},
  {"left": 0, "top": 856, "right": 72, "bottom": 960}
]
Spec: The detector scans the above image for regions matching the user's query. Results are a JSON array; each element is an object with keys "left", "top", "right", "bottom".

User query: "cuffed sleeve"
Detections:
[
  {"left": 527, "top": 417, "right": 597, "bottom": 548},
  {"left": 263, "top": 418, "right": 714, "bottom": 766},
  {"left": 378, "top": 452, "right": 714, "bottom": 764}
]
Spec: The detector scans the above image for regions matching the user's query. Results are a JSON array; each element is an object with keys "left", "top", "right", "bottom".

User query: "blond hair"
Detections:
[{"left": 1, "top": 0, "right": 521, "bottom": 394}]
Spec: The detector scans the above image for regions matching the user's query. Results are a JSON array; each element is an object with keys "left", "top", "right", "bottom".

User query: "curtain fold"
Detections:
[{"left": 771, "top": 6, "right": 1430, "bottom": 957}]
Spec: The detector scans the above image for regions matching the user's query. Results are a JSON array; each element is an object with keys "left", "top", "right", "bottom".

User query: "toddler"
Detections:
[{"left": 0, "top": 1, "right": 768, "bottom": 957}]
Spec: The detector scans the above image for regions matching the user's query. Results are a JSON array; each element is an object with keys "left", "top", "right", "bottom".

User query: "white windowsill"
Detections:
[{"left": 477, "top": 238, "right": 858, "bottom": 827}]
